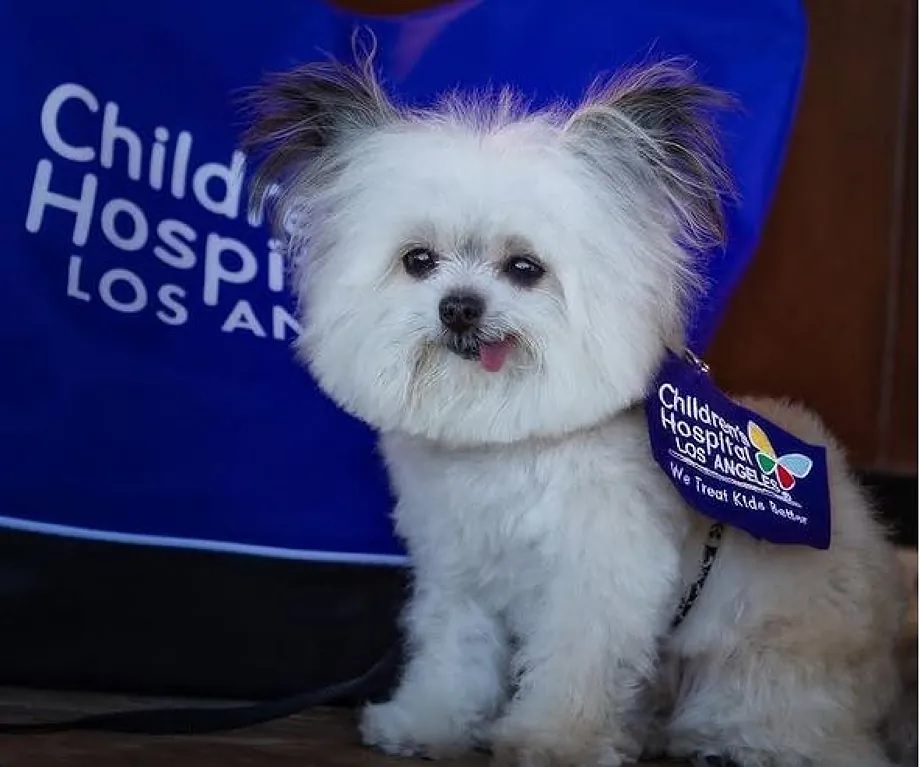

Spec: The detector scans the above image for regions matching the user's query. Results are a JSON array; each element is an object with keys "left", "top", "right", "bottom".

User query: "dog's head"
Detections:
[{"left": 244, "top": 55, "right": 732, "bottom": 445}]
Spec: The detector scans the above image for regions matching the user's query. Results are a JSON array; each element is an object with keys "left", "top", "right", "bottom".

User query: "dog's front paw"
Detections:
[
  {"left": 490, "top": 716, "right": 637, "bottom": 767},
  {"left": 359, "top": 700, "right": 475, "bottom": 759}
]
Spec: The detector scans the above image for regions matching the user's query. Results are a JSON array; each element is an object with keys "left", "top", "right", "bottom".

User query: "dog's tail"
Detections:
[{"left": 881, "top": 548, "right": 917, "bottom": 767}]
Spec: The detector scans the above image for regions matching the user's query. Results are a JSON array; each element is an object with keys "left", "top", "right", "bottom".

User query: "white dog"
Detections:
[{"left": 243, "top": 54, "right": 912, "bottom": 767}]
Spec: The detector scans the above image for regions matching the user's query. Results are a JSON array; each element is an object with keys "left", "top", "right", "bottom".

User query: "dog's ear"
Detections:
[
  {"left": 241, "top": 55, "right": 396, "bottom": 222},
  {"left": 564, "top": 60, "right": 735, "bottom": 252}
]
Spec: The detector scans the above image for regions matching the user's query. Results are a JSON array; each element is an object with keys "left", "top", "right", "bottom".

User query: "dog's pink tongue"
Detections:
[{"left": 479, "top": 339, "right": 514, "bottom": 373}]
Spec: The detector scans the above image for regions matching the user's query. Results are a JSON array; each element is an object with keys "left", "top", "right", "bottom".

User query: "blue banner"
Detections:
[{"left": 0, "top": 0, "right": 806, "bottom": 562}]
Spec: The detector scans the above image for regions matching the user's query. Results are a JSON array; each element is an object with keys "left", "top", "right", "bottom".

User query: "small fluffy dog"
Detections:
[{"left": 244, "top": 54, "right": 912, "bottom": 767}]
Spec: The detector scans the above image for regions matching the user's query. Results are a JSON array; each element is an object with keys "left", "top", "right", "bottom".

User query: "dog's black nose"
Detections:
[{"left": 439, "top": 293, "right": 484, "bottom": 332}]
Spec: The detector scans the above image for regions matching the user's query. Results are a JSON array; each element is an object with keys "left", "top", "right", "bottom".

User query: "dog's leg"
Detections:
[
  {"left": 662, "top": 649, "right": 897, "bottom": 767},
  {"left": 360, "top": 577, "right": 508, "bottom": 758},
  {"left": 638, "top": 647, "right": 680, "bottom": 760},
  {"left": 490, "top": 545, "right": 675, "bottom": 767}
]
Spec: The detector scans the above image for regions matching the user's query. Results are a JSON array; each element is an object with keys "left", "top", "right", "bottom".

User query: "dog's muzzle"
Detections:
[
  {"left": 444, "top": 331, "right": 483, "bottom": 360},
  {"left": 439, "top": 292, "right": 485, "bottom": 359}
]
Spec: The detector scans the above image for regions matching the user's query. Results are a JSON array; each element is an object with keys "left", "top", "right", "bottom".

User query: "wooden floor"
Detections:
[
  {"left": 2, "top": 689, "right": 467, "bottom": 767},
  {"left": 0, "top": 688, "right": 685, "bottom": 767}
]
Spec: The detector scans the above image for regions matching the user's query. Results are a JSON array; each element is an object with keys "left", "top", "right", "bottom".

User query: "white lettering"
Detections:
[
  {"left": 170, "top": 131, "right": 193, "bottom": 199},
  {"left": 100, "top": 197, "right": 148, "bottom": 251},
  {"left": 272, "top": 305, "right": 302, "bottom": 341},
  {"left": 156, "top": 284, "right": 188, "bottom": 326},
  {"left": 40, "top": 83, "right": 99, "bottom": 162},
  {"left": 192, "top": 150, "right": 246, "bottom": 219},
  {"left": 25, "top": 161, "right": 97, "bottom": 246},
  {"left": 149, "top": 126, "right": 169, "bottom": 190},
  {"left": 100, "top": 102, "right": 142, "bottom": 181},
  {"left": 669, "top": 462, "right": 685, "bottom": 483},
  {"left": 99, "top": 268, "right": 147, "bottom": 313},
  {"left": 203, "top": 234, "right": 256, "bottom": 306},
  {"left": 66, "top": 255, "right": 91, "bottom": 301},
  {"left": 658, "top": 383, "right": 677, "bottom": 410},
  {"left": 222, "top": 299, "right": 266, "bottom": 337},
  {"left": 154, "top": 219, "right": 197, "bottom": 269}
]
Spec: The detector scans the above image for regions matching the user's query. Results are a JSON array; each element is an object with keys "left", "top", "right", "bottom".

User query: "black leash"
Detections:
[
  {"left": 0, "top": 646, "right": 398, "bottom": 736},
  {"left": 0, "top": 528, "right": 722, "bottom": 736},
  {"left": 671, "top": 522, "right": 724, "bottom": 630},
  {"left": 668, "top": 351, "right": 726, "bottom": 629}
]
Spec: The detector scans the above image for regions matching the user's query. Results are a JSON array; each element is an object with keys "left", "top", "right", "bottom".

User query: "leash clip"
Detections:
[{"left": 683, "top": 348, "right": 711, "bottom": 376}]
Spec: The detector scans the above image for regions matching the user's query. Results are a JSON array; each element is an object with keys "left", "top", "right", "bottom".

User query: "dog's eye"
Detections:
[
  {"left": 502, "top": 256, "right": 545, "bottom": 288},
  {"left": 402, "top": 247, "right": 439, "bottom": 279}
]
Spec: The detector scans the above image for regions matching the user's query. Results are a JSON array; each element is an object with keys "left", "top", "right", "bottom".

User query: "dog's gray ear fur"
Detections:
[
  {"left": 564, "top": 60, "right": 735, "bottom": 252},
  {"left": 241, "top": 55, "right": 395, "bottom": 222}
]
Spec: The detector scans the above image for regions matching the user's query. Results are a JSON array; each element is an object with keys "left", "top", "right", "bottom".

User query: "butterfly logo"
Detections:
[{"left": 747, "top": 421, "right": 813, "bottom": 491}]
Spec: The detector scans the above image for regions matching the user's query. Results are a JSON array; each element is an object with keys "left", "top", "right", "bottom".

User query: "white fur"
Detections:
[
  {"left": 651, "top": 399, "right": 906, "bottom": 767},
  {"left": 245, "top": 57, "right": 912, "bottom": 766},
  {"left": 295, "top": 119, "right": 689, "bottom": 446}
]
